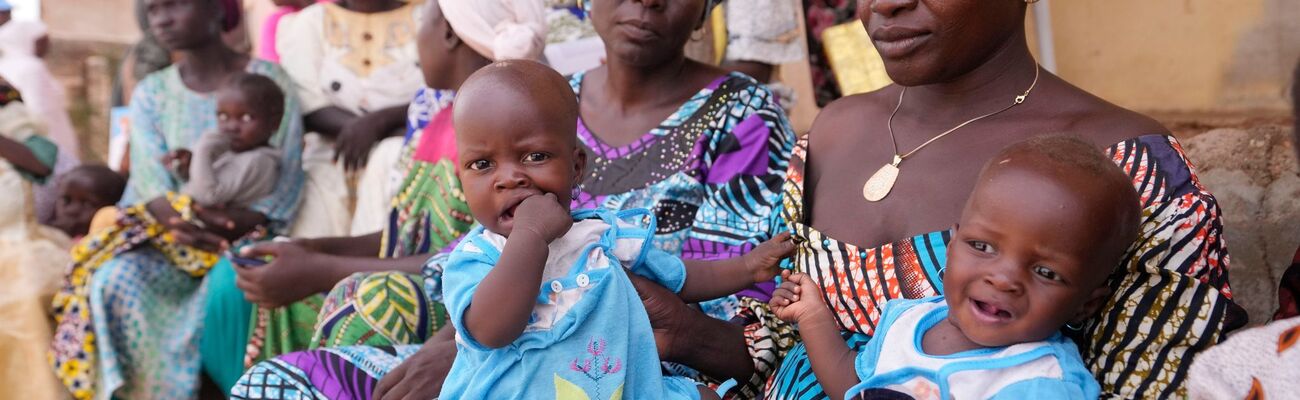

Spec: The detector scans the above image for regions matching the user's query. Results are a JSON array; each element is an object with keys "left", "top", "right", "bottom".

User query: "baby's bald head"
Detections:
[
  {"left": 453, "top": 60, "right": 578, "bottom": 147},
  {"left": 973, "top": 135, "right": 1142, "bottom": 280}
]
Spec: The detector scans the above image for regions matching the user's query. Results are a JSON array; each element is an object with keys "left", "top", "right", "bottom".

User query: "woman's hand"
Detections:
[
  {"left": 232, "top": 241, "right": 337, "bottom": 308},
  {"left": 629, "top": 274, "right": 756, "bottom": 381},
  {"left": 334, "top": 105, "right": 407, "bottom": 171},
  {"left": 146, "top": 197, "right": 227, "bottom": 252},
  {"left": 744, "top": 232, "right": 795, "bottom": 283},
  {"left": 192, "top": 204, "right": 266, "bottom": 241},
  {"left": 770, "top": 271, "right": 834, "bottom": 326},
  {"left": 373, "top": 338, "right": 458, "bottom": 400},
  {"left": 334, "top": 112, "right": 388, "bottom": 171}
]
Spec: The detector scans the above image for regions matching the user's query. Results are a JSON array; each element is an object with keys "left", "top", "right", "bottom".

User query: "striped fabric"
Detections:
[{"left": 764, "top": 134, "right": 1242, "bottom": 399}]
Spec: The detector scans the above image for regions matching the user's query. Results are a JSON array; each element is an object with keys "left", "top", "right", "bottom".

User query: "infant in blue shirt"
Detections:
[
  {"left": 439, "top": 60, "right": 793, "bottom": 400},
  {"left": 772, "top": 135, "right": 1142, "bottom": 400}
]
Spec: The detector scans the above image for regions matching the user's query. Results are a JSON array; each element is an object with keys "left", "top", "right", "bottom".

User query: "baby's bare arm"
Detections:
[
  {"left": 678, "top": 233, "right": 794, "bottom": 302},
  {"left": 771, "top": 273, "right": 860, "bottom": 400}
]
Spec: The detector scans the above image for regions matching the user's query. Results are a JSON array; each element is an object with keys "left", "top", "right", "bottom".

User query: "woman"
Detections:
[
  {"left": 278, "top": 0, "right": 426, "bottom": 238},
  {"left": 0, "top": 19, "right": 81, "bottom": 222},
  {"left": 0, "top": 76, "right": 71, "bottom": 400},
  {"left": 47, "top": 0, "right": 304, "bottom": 398},
  {"left": 730, "top": 1, "right": 1235, "bottom": 399},
  {"left": 231, "top": 0, "right": 796, "bottom": 398}
]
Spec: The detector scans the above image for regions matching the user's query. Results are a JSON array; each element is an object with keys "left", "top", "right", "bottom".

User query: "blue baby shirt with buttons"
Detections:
[{"left": 440, "top": 208, "right": 701, "bottom": 400}]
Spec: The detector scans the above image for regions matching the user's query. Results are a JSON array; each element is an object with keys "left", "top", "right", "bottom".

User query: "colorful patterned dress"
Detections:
[
  {"left": 764, "top": 134, "right": 1241, "bottom": 399},
  {"left": 231, "top": 71, "right": 796, "bottom": 400},
  {"left": 49, "top": 59, "right": 304, "bottom": 400}
]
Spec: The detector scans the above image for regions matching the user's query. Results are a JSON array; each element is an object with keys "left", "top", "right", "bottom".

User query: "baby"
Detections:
[
  {"left": 162, "top": 72, "right": 283, "bottom": 208},
  {"left": 439, "top": 60, "right": 792, "bottom": 400},
  {"left": 772, "top": 135, "right": 1141, "bottom": 400},
  {"left": 48, "top": 164, "right": 126, "bottom": 238}
]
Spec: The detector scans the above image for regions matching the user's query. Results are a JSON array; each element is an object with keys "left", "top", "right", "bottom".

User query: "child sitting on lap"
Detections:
[
  {"left": 162, "top": 72, "right": 284, "bottom": 209},
  {"left": 439, "top": 60, "right": 793, "bottom": 400},
  {"left": 771, "top": 135, "right": 1141, "bottom": 400}
]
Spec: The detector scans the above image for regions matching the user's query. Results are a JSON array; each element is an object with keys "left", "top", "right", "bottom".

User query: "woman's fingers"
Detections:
[
  {"left": 233, "top": 267, "right": 264, "bottom": 304},
  {"left": 240, "top": 242, "right": 282, "bottom": 258},
  {"left": 194, "top": 205, "right": 236, "bottom": 230},
  {"left": 166, "top": 216, "right": 227, "bottom": 251},
  {"left": 375, "top": 362, "right": 409, "bottom": 400}
]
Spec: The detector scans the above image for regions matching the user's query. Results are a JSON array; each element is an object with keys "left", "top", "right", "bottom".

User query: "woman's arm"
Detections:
[
  {"left": 304, "top": 107, "right": 356, "bottom": 139},
  {"left": 297, "top": 231, "right": 384, "bottom": 257},
  {"left": 0, "top": 135, "right": 52, "bottom": 178},
  {"left": 335, "top": 103, "right": 409, "bottom": 171},
  {"left": 628, "top": 274, "right": 755, "bottom": 381},
  {"left": 235, "top": 241, "right": 430, "bottom": 308},
  {"left": 247, "top": 66, "right": 306, "bottom": 231},
  {"left": 121, "top": 78, "right": 175, "bottom": 205}
]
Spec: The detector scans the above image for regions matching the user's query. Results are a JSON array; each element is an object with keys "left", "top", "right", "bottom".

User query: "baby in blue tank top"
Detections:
[
  {"left": 771, "top": 135, "right": 1143, "bottom": 400},
  {"left": 439, "top": 61, "right": 793, "bottom": 400}
]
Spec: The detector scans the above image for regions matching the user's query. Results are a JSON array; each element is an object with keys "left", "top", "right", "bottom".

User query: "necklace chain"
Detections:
[{"left": 885, "top": 65, "right": 1041, "bottom": 164}]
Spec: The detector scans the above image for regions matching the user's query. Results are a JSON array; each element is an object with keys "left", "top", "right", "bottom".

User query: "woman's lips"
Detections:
[
  {"left": 871, "top": 26, "right": 930, "bottom": 58},
  {"left": 615, "top": 21, "right": 658, "bottom": 42}
]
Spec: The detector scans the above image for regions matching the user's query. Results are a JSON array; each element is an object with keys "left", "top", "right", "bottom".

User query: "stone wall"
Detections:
[{"left": 1174, "top": 114, "right": 1299, "bottom": 326}]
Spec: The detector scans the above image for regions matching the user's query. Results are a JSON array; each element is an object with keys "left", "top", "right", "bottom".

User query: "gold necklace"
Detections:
[{"left": 862, "top": 65, "right": 1041, "bottom": 202}]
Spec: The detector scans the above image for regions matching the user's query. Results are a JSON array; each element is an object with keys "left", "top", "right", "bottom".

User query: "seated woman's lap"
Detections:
[
  {"left": 233, "top": 345, "right": 422, "bottom": 400},
  {"left": 90, "top": 248, "right": 208, "bottom": 400},
  {"left": 202, "top": 259, "right": 254, "bottom": 391},
  {"left": 310, "top": 271, "right": 445, "bottom": 348}
]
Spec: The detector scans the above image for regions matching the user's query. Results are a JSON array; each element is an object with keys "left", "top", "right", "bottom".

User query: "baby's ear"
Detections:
[
  {"left": 572, "top": 147, "right": 587, "bottom": 182},
  {"left": 1072, "top": 285, "right": 1112, "bottom": 325}
]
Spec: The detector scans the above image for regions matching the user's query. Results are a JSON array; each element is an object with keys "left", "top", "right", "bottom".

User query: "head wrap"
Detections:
[
  {"left": 440, "top": 0, "right": 547, "bottom": 61},
  {"left": 0, "top": 0, "right": 12, "bottom": 12},
  {"left": 218, "top": 0, "right": 242, "bottom": 32},
  {"left": 0, "top": 19, "right": 45, "bottom": 60}
]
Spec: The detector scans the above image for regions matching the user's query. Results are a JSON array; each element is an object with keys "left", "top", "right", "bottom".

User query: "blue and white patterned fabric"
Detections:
[
  {"left": 440, "top": 208, "right": 700, "bottom": 400},
  {"left": 846, "top": 297, "right": 1100, "bottom": 400}
]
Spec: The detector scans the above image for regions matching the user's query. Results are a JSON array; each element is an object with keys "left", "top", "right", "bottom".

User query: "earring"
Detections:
[
  {"left": 1065, "top": 321, "right": 1084, "bottom": 331},
  {"left": 1025, "top": 0, "right": 1041, "bottom": 3}
]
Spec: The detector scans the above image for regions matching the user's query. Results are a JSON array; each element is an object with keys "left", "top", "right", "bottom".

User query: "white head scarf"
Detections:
[
  {"left": 439, "top": 0, "right": 546, "bottom": 61},
  {"left": 0, "top": 19, "right": 45, "bottom": 60}
]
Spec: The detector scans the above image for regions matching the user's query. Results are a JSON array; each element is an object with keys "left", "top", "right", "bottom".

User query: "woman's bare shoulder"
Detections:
[
  {"left": 807, "top": 86, "right": 901, "bottom": 142},
  {"left": 1048, "top": 79, "right": 1169, "bottom": 146}
]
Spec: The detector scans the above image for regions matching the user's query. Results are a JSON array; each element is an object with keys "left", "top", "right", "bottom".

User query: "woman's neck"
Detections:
[
  {"left": 176, "top": 40, "right": 245, "bottom": 92},
  {"left": 601, "top": 54, "right": 692, "bottom": 110},
  {"left": 906, "top": 32, "right": 1040, "bottom": 122},
  {"left": 445, "top": 47, "right": 492, "bottom": 92}
]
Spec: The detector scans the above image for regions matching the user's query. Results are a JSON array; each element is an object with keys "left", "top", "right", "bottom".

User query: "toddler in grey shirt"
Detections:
[{"left": 164, "top": 73, "right": 283, "bottom": 208}]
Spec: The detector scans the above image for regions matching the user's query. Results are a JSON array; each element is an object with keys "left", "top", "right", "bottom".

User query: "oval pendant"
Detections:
[{"left": 862, "top": 162, "right": 900, "bottom": 202}]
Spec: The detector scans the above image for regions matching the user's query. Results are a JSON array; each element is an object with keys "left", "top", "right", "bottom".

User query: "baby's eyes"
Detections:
[
  {"left": 467, "top": 160, "right": 492, "bottom": 171},
  {"left": 217, "top": 113, "right": 255, "bottom": 123},
  {"left": 523, "top": 152, "right": 550, "bottom": 163},
  {"left": 1033, "top": 266, "right": 1064, "bottom": 282},
  {"left": 967, "top": 240, "right": 994, "bottom": 254}
]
